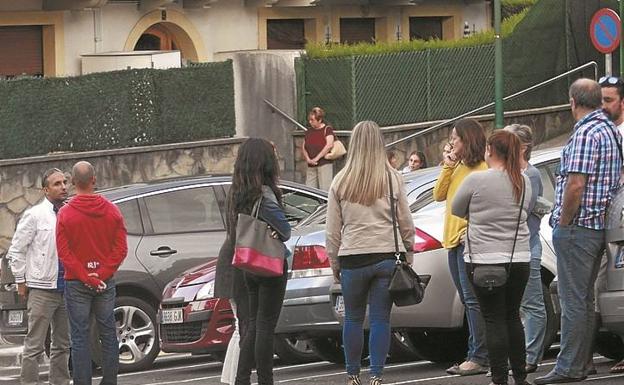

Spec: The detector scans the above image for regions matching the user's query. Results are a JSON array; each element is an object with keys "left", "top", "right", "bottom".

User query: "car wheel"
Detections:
[
  {"left": 388, "top": 330, "right": 421, "bottom": 363},
  {"left": 274, "top": 336, "right": 318, "bottom": 364},
  {"left": 114, "top": 296, "right": 160, "bottom": 372},
  {"left": 595, "top": 331, "right": 624, "bottom": 360},
  {"left": 542, "top": 282, "right": 558, "bottom": 352},
  {"left": 408, "top": 328, "right": 468, "bottom": 363},
  {"left": 310, "top": 335, "right": 368, "bottom": 364}
]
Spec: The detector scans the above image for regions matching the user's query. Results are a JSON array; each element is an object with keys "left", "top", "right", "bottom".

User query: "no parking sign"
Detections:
[{"left": 590, "top": 8, "right": 621, "bottom": 54}]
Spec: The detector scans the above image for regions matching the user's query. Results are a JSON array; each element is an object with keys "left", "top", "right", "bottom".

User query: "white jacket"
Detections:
[{"left": 7, "top": 198, "right": 60, "bottom": 289}]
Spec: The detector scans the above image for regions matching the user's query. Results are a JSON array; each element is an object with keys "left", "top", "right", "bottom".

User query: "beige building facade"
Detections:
[{"left": 0, "top": 0, "right": 491, "bottom": 77}]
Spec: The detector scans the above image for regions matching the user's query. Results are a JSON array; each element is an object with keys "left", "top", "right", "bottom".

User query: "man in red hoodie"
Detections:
[{"left": 56, "top": 161, "right": 127, "bottom": 385}]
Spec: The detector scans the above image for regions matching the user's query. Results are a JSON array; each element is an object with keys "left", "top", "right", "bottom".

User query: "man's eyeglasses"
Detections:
[{"left": 599, "top": 76, "right": 624, "bottom": 86}]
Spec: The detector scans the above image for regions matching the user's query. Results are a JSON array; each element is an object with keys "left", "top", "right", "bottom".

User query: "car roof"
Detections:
[{"left": 98, "top": 175, "right": 327, "bottom": 202}]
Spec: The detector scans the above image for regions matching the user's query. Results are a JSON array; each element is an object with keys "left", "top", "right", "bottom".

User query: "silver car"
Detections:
[{"left": 277, "top": 148, "right": 562, "bottom": 363}]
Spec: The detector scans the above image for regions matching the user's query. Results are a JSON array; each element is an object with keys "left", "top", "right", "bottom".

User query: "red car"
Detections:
[
  {"left": 158, "top": 259, "right": 318, "bottom": 363},
  {"left": 159, "top": 260, "right": 234, "bottom": 360}
]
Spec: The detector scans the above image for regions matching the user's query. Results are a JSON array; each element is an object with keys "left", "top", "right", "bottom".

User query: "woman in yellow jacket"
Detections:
[{"left": 433, "top": 118, "right": 489, "bottom": 376}]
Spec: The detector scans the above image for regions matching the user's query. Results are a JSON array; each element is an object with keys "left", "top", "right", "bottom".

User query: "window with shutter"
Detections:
[
  {"left": 267, "top": 19, "right": 306, "bottom": 49},
  {"left": 0, "top": 26, "right": 43, "bottom": 78},
  {"left": 340, "top": 18, "right": 376, "bottom": 45}
]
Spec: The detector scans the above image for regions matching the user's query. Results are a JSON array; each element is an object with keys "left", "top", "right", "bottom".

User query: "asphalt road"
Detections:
[{"left": 1, "top": 351, "right": 624, "bottom": 385}]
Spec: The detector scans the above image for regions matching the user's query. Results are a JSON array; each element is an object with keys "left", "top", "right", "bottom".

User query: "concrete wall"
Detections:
[
  {"left": 216, "top": 50, "right": 302, "bottom": 181},
  {"left": 0, "top": 137, "right": 245, "bottom": 254},
  {"left": 292, "top": 105, "right": 575, "bottom": 183}
]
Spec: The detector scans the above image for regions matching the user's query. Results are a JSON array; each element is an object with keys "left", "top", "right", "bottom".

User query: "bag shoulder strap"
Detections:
[
  {"left": 251, "top": 196, "right": 263, "bottom": 219},
  {"left": 387, "top": 171, "right": 401, "bottom": 261}
]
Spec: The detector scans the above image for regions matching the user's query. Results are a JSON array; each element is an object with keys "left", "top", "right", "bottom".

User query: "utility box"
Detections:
[{"left": 81, "top": 50, "right": 181, "bottom": 74}]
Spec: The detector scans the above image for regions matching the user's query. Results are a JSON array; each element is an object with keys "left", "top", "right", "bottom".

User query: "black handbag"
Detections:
[
  {"left": 387, "top": 171, "right": 430, "bottom": 306},
  {"left": 468, "top": 180, "right": 525, "bottom": 291}
]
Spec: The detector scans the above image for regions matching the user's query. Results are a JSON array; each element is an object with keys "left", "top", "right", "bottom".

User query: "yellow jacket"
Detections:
[{"left": 432, "top": 161, "right": 487, "bottom": 249}]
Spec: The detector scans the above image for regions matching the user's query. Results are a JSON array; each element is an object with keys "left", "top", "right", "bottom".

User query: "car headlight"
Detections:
[{"left": 195, "top": 281, "right": 215, "bottom": 300}]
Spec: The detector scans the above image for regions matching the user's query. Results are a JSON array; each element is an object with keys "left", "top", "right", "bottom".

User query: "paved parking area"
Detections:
[{"left": 1, "top": 350, "right": 623, "bottom": 385}]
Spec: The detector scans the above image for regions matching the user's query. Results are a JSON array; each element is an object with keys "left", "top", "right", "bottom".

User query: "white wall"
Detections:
[{"left": 463, "top": 0, "right": 490, "bottom": 34}]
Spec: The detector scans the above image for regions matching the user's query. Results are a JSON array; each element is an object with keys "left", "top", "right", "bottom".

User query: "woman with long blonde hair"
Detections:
[{"left": 326, "top": 121, "right": 414, "bottom": 385}]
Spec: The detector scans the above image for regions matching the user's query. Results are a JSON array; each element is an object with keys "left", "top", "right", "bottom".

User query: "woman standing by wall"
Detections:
[
  {"left": 452, "top": 130, "right": 533, "bottom": 385},
  {"left": 326, "top": 121, "right": 414, "bottom": 385},
  {"left": 302, "top": 107, "right": 335, "bottom": 190},
  {"left": 432, "top": 118, "right": 489, "bottom": 376},
  {"left": 214, "top": 138, "right": 291, "bottom": 385}
]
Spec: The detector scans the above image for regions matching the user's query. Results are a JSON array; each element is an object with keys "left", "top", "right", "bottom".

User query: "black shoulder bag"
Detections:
[
  {"left": 387, "top": 171, "right": 430, "bottom": 306},
  {"left": 468, "top": 180, "right": 525, "bottom": 291}
]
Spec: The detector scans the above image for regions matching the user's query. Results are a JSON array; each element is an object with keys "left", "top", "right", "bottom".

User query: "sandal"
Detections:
[{"left": 610, "top": 359, "right": 624, "bottom": 374}]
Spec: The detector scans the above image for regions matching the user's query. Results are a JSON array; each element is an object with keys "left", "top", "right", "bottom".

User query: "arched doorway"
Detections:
[
  {"left": 125, "top": 10, "right": 207, "bottom": 62},
  {"left": 134, "top": 24, "right": 179, "bottom": 52}
]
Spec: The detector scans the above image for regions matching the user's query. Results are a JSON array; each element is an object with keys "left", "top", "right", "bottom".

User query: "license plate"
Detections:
[
  {"left": 8, "top": 310, "right": 23, "bottom": 326},
  {"left": 334, "top": 295, "right": 345, "bottom": 317},
  {"left": 161, "top": 309, "right": 183, "bottom": 324}
]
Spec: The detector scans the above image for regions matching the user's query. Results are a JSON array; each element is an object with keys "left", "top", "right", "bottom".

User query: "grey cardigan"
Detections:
[{"left": 451, "top": 169, "right": 531, "bottom": 264}]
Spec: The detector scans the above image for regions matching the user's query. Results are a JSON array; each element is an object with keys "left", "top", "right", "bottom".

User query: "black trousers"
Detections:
[
  {"left": 235, "top": 262, "right": 288, "bottom": 385},
  {"left": 469, "top": 262, "right": 530, "bottom": 385}
]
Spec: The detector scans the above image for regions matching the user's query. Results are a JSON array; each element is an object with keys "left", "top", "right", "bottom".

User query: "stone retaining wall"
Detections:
[
  {"left": 292, "top": 105, "right": 574, "bottom": 182},
  {"left": 0, "top": 137, "right": 246, "bottom": 253}
]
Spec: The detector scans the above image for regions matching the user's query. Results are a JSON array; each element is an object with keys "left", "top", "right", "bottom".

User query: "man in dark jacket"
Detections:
[{"left": 56, "top": 161, "right": 127, "bottom": 385}]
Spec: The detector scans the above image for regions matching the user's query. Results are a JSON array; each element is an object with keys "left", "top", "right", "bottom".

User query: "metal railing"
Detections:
[
  {"left": 264, "top": 61, "right": 598, "bottom": 145},
  {"left": 385, "top": 61, "right": 598, "bottom": 148}
]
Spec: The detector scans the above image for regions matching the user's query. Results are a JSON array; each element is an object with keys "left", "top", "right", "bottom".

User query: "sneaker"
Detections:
[
  {"left": 370, "top": 376, "right": 382, "bottom": 385},
  {"left": 347, "top": 374, "right": 362, "bottom": 385}
]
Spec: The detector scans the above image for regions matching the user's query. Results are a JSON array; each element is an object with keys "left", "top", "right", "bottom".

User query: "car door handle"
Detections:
[{"left": 150, "top": 247, "right": 178, "bottom": 257}]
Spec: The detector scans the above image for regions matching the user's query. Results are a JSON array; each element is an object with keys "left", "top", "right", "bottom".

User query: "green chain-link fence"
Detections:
[
  {"left": 297, "top": 0, "right": 614, "bottom": 130},
  {"left": 0, "top": 61, "right": 235, "bottom": 160}
]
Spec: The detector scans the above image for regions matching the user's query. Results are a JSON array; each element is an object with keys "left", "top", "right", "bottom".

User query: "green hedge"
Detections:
[{"left": 0, "top": 61, "right": 235, "bottom": 159}]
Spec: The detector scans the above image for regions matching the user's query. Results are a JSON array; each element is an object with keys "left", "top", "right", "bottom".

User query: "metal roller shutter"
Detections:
[{"left": 0, "top": 25, "right": 43, "bottom": 78}]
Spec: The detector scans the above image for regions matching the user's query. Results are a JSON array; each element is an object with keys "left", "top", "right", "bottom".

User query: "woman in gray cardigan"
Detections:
[{"left": 452, "top": 130, "right": 533, "bottom": 385}]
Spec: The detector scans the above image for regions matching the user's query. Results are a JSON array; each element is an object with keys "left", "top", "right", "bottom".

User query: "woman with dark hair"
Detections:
[
  {"left": 433, "top": 118, "right": 489, "bottom": 376},
  {"left": 214, "top": 138, "right": 290, "bottom": 385},
  {"left": 302, "top": 107, "right": 335, "bottom": 190},
  {"left": 452, "top": 130, "right": 533, "bottom": 385}
]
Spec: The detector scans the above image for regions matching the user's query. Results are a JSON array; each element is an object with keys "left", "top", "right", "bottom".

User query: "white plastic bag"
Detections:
[{"left": 221, "top": 300, "right": 240, "bottom": 384}]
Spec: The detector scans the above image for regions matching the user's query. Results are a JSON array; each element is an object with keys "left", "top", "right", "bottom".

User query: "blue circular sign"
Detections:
[{"left": 590, "top": 8, "right": 621, "bottom": 54}]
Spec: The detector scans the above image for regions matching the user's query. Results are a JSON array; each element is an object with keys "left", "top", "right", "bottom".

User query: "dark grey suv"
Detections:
[{"left": 0, "top": 175, "right": 326, "bottom": 372}]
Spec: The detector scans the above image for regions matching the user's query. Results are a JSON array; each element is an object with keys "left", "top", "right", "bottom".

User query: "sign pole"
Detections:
[
  {"left": 607, "top": 53, "right": 613, "bottom": 76},
  {"left": 494, "top": 0, "right": 503, "bottom": 129}
]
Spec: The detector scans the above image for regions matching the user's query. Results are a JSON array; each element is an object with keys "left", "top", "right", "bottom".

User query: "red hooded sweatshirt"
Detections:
[{"left": 56, "top": 194, "right": 128, "bottom": 288}]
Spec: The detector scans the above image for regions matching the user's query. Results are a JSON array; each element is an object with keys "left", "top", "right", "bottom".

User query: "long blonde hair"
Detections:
[{"left": 333, "top": 121, "right": 394, "bottom": 206}]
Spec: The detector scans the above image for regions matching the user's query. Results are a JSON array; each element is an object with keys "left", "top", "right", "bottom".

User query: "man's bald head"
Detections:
[
  {"left": 72, "top": 161, "right": 96, "bottom": 191},
  {"left": 569, "top": 78, "right": 602, "bottom": 110}
]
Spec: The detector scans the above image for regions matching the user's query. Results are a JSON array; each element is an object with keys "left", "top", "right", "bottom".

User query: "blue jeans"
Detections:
[
  {"left": 520, "top": 234, "right": 547, "bottom": 365},
  {"left": 448, "top": 244, "right": 488, "bottom": 366},
  {"left": 552, "top": 225, "right": 604, "bottom": 378},
  {"left": 65, "top": 280, "right": 118, "bottom": 385},
  {"left": 341, "top": 258, "right": 395, "bottom": 377}
]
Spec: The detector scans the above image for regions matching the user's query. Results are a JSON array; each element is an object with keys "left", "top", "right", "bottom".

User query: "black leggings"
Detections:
[
  {"left": 469, "top": 262, "right": 530, "bottom": 385},
  {"left": 235, "top": 262, "right": 288, "bottom": 385}
]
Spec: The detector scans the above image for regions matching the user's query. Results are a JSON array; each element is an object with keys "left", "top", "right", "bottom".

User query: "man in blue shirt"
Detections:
[{"left": 536, "top": 79, "right": 622, "bottom": 384}]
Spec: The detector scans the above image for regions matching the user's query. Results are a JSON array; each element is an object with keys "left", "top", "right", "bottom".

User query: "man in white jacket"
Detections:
[{"left": 8, "top": 168, "right": 70, "bottom": 385}]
